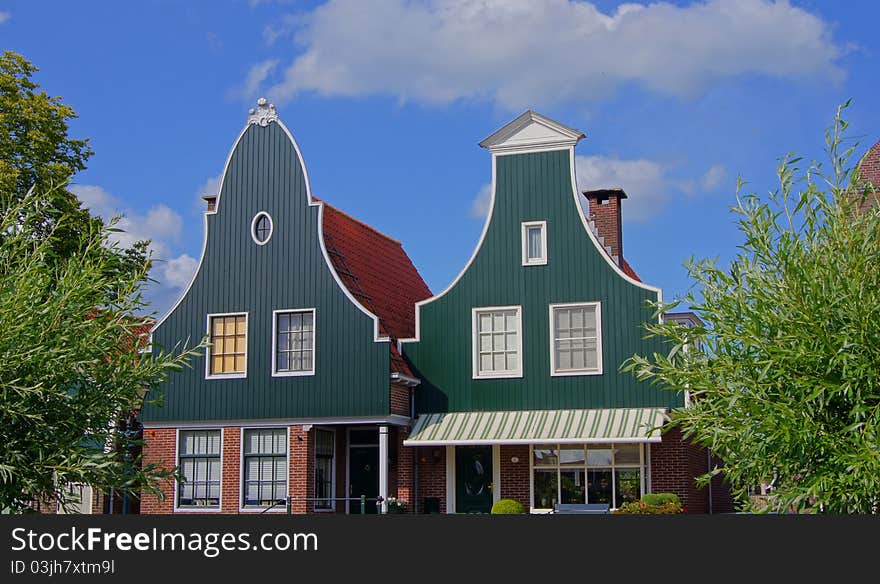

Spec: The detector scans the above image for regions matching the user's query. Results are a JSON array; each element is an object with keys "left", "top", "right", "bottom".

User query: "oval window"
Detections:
[{"left": 251, "top": 212, "right": 273, "bottom": 245}]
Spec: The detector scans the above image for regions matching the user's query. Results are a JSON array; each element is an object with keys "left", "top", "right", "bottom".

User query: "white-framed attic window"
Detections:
[
  {"left": 549, "top": 302, "right": 602, "bottom": 376},
  {"left": 521, "top": 221, "right": 547, "bottom": 266},
  {"left": 472, "top": 306, "right": 523, "bottom": 379}
]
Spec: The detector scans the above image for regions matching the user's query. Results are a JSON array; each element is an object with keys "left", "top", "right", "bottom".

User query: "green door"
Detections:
[
  {"left": 349, "top": 446, "right": 379, "bottom": 514},
  {"left": 455, "top": 446, "right": 494, "bottom": 513}
]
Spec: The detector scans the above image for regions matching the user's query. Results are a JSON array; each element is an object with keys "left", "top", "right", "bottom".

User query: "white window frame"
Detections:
[
  {"left": 239, "top": 427, "right": 290, "bottom": 513},
  {"left": 174, "top": 427, "right": 223, "bottom": 513},
  {"left": 472, "top": 305, "right": 523, "bottom": 379},
  {"left": 549, "top": 301, "right": 603, "bottom": 376},
  {"left": 272, "top": 308, "right": 317, "bottom": 377},
  {"left": 250, "top": 211, "right": 274, "bottom": 246},
  {"left": 205, "top": 312, "right": 248, "bottom": 380},
  {"left": 521, "top": 220, "right": 548, "bottom": 266},
  {"left": 528, "top": 443, "right": 646, "bottom": 513}
]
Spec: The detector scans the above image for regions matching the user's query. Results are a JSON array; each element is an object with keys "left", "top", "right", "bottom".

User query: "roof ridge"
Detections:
[{"left": 316, "top": 197, "right": 402, "bottom": 246}]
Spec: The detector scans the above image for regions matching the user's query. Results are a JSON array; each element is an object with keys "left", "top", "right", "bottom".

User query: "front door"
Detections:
[
  {"left": 348, "top": 446, "right": 379, "bottom": 514},
  {"left": 455, "top": 446, "right": 494, "bottom": 513}
]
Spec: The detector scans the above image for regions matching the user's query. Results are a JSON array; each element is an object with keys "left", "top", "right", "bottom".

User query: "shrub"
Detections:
[
  {"left": 614, "top": 500, "right": 684, "bottom": 515},
  {"left": 641, "top": 493, "right": 681, "bottom": 506},
  {"left": 491, "top": 498, "right": 526, "bottom": 514}
]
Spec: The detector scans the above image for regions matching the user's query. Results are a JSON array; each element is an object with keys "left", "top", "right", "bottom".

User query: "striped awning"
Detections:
[{"left": 403, "top": 408, "right": 667, "bottom": 446}]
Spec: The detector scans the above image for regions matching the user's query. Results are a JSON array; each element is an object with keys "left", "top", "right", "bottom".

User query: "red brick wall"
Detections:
[
  {"left": 650, "top": 428, "right": 712, "bottom": 513},
  {"left": 390, "top": 384, "right": 410, "bottom": 417},
  {"left": 394, "top": 428, "right": 414, "bottom": 512},
  {"left": 414, "top": 447, "right": 446, "bottom": 513},
  {"left": 289, "top": 425, "right": 314, "bottom": 514},
  {"left": 499, "top": 445, "right": 530, "bottom": 510},
  {"left": 141, "top": 427, "right": 176, "bottom": 514}
]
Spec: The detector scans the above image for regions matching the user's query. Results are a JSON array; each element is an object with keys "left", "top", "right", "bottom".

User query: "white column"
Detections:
[{"left": 378, "top": 425, "right": 389, "bottom": 513}]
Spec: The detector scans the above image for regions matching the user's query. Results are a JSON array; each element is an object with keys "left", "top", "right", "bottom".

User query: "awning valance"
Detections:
[{"left": 403, "top": 408, "right": 667, "bottom": 446}]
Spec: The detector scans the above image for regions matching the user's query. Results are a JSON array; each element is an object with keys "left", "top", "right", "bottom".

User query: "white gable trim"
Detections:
[
  {"left": 153, "top": 111, "right": 389, "bottom": 344},
  {"left": 479, "top": 110, "right": 585, "bottom": 155}
]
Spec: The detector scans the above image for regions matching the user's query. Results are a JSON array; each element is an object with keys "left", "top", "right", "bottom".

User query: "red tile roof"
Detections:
[
  {"left": 319, "top": 200, "right": 432, "bottom": 377},
  {"left": 621, "top": 258, "right": 641, "bottom": 282}
]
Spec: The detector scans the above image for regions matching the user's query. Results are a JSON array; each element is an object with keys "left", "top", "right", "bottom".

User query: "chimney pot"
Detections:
[{"left": 202, "top": 195, "right": 217, "bottom": 213}]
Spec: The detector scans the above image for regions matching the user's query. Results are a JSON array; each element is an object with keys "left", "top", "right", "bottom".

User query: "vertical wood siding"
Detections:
[
  {"left": 141, "top": 123, "right": 390, "bottom": 422},
  {"left": 403, "top": 149, "right": 683, "bottom": 413}
]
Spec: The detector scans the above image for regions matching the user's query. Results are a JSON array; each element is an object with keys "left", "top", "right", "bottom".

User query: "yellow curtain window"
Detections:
[{"left": 209, "top": 314, "right": 247, "bottom": 375}]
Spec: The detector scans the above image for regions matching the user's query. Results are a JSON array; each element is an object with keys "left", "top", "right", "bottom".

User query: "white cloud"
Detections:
[
  {"left": 197, "top": 173, "right": 223, "bottom": 199},
  {"left": 255, "top": 0, "right": 844, "bottom": 110},
  {"left": 576, "top": 155, "right": 668, "bottom": 223},
  {"left": 701, "top": 164, "right": 727, "bottom": 191},
  {"left": 0, "top": 12, "right": 10, "bottom": 25},
  {"left": 469, "top": 183, "right": 492, "bottom": 218},
  {"left": 162, "top": 254, "right": 198, "bottom": 289},
  {"left": 230, "top": 59, "right": 279, "bottom": 102}
]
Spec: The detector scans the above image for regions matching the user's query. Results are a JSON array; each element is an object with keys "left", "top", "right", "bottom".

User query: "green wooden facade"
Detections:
[
  {"left": 140, "top": 118, "right": 391, "bottom": 423},
  {"left": 402, "top": 131, "right": 682, "bottom": 413}
]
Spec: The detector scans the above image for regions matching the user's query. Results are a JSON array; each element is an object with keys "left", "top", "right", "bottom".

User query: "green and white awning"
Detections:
[{"left": 403, "top": 408, "right": 668, "bottom": 446}]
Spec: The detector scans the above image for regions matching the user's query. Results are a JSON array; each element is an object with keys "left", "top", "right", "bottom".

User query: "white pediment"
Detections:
[{"left": 479, "top": 110, "right": 585, "bottom": 155}]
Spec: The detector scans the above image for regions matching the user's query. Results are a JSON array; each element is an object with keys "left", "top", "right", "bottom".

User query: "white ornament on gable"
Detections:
[{"left": 248, "top": 97, "right": 279, "bottom": 127}]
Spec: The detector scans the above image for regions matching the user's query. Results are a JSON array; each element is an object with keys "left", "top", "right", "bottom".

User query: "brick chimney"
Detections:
[
  {"left": 856, "top": 139, "right": 880, "bottom": 210},
  {"left": 202, "top": 194, "right": 217, "bottom": 213},
  {"left": 583, "top": 188, "right": 627, "bottom": 264}
]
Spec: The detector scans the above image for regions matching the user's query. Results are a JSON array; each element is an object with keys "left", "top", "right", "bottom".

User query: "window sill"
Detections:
[
  {"left": 206, "top": 373, "right": 247, "bottom": 380},
  {"left": 550, "top": 369, "right": 603, "bottom": 377},
  {"left": 521, "top": 259, "right": 548, "bottom": 266},
  {"left": 473, "top": 371, "right": 523, "bottom": 380},
  {"left": 175, "top": 506, "right": 222, "bottom": 513},
  {"left": 271, "top": 370, "right": 316, "bottom": 378}
]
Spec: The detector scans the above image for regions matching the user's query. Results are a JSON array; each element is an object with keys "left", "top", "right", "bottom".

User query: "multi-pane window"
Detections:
[
  {"left": 521, "top": 221, "right": 547, "bottom": 265},
  {"left": 208, "top": 314, "right": 247, "bottom": 376},
  {"left": 274, "top": 310, "right": 315, "bottom": 375},
  {"left": 178, "top": 430, "right": 221, "bottom": 508},
  {"left": 314, "top": 429, "right": 335, "bottom": 510},
  {"left": 242, "top": 429, "right": 287, "bottom": 508},
  {"left": 473, "top": 307, "right": 522, "bottom": 378},
  {"left": 532, "top": 444, "right": 643, "bottom": 510},
  {"left": 550, "top": 303, "right": 602, "bottom": 375}
]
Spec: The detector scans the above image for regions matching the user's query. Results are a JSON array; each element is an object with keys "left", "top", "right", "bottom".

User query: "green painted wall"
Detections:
[
  {"left": 402, "top": 149, "right": 682, "bottom": 413},
  {"left": 140, "top": 122, "right": 390, "bottom": 423}
]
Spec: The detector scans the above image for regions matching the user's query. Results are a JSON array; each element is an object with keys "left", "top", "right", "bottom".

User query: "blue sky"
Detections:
[{"left": 2, "top": 0, "right": 878, "bottom": 315}]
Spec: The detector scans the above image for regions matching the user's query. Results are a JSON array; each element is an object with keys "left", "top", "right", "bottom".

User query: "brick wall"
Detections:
[
  {"left": 414, "top": 447, "right": 446, "bottom": 513},
  {"left": 499, "top": 445, "right": 530, "bottom": 510},
  {"left": 857, "top": 139, "right": 880, "bottom": 210},
  {"left": 140, "top": 427, "right": 176, "bottom": 514},
  {"left": 650, "top": 428, "right": 736, "bottom": 514},
  {"left": 395, "top": 428, "right": 414, "bottom": 512},
  {"left": 289, "top": 425, "right": 314, "bottom": 513},
  {"left": 390, "top": 384, "right": 410, "bottom": 417}
]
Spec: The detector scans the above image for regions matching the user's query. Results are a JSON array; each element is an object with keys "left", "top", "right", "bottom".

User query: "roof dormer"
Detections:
[{"left": 478, "top": 110, "right": 585, "bottom": 155}]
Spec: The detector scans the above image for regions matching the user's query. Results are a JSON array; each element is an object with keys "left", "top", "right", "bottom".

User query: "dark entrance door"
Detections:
[
  {"left": 348, "top": 446, "right": 379, "bottom": 514},
  {"left": 455, "top": 446, "right": 494, "bottom": 513}
]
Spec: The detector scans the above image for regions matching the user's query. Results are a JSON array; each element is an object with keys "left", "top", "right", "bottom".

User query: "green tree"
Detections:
[
  {"left": 0, "top": 49, "right": 147, "bottom": 285},
  {"left": 626, "top": 104, "right": 880, "bottom": 514},
  {"left": 0, "top": 191, "right": 202, "bottom": 512}
]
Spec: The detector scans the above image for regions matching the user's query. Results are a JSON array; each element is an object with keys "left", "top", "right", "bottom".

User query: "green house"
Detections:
[{"left": 400, "top": 111, "right": 720, "bottom": 513}]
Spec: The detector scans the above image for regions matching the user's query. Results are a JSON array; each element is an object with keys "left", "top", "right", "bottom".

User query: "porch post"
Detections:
[{"left": 378, "top": 425, "right": 389, "bottom": 513}]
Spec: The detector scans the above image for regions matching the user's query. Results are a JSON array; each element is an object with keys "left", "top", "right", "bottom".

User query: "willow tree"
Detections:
[{"left": 626, "top": 104, "right": 880, "bottom": 514}]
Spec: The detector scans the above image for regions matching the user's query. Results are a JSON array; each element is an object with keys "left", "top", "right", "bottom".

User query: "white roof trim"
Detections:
[{"left": 479, "top": 110, "right": 585, "bottom": 155}]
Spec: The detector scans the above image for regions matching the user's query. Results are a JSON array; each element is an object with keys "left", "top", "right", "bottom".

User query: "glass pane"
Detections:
[
  {"left": 584, "top": 307, "right": 597, "bottom": 333},
  {"left": 235, "top": 336, "right": 246, "bottom": 353},
  {"left": 527, "top": 226, "right": 542, "bottom": 259},
  {"left": 493, "top": 353, "right": 506, "bottom": 371},
  {"left": 615, "top": 469, "right": 641, "bottom": 507},
  {"left": 561, "top": 470, "right": 585, "bottom": 504},
  {"left": 533, "top": 469, "right": 558, "bottom": 509},
  {"left": 478, "top": 313, "right": 491, "bottom": 332},
  {"left": 570, "top": 308, "right": 583, "bottom": 329},
  {"left": 533, "top": 447, "right": 558, "bottom": 466},
  {"left": 557, "top": 346, "right": 571, "bottom": 370},
  {"left": 559, "top": 445, "right": 586, "bottom": 466},
  {"left": 236, "top": 317, "right": 246, "bottom": 335},
  {"left": 505, "top": 312, "right": 517, "bottom": 331},
  {"left": 587, "top": 446, "right": 612, "bottom": 466},
  {"left": 302, "top": 313, "right": 313, "bottom": 330},
  {"left": 234, "top": 355, "right": 245, "bottom": 372},
  {"left": 479, "top": 354, "right": 492, "bottom": 372},
  {"left": 587, "top": 469, "right": 613, "bottom": 504},
  {"left": 479, "top": 334, "right": 491, "bottom": 352},
  {"left": 302, "top": 351, "right": 313, "bottom": 371},
  {"left": 276, "top": 352, "right": 289, "bottom": 371},
  {"left": 493, "top": 333, "right": 505, "bottom": 351},
  {"left": 505, "top": 332, "right": 516, "bottom": 350},
  {"left": 212, "top": 318, "right": 224, "bottom": 336},
  {"left": 571, "top": 347, "right": 586, "bottom": 370},
  {"left": 556, "top": 308, "right": 569, "bottom": 331},
  {"left": 506, "top": 352, "right": 517, "bottom": 371},
  {"left": 615, "top": 444, "right": 641, "bottom": 465},
  {"left": 493, "top": 313, "right": 504, "bottom": 331}
]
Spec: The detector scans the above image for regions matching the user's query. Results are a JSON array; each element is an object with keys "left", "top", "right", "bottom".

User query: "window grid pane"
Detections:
[
  {"left": 209, "top": 315, "right": 246, "bottom": 375},
  {"left": 275, "top": 311, "right": 315, "bottom": 373},
  {"left": 476, "top": 309, "right": 519, "bottom": 375},
  {"left": 243, "top": 429, "right": 287, "bottom": 508},
  {"left": 553, "top": 305, "right": 599, "bottom": 373},
  {"left": 178, "top": 430, "right": 221, "bottom": 508},
  {"left": 532, "top": 443, "right": 643, "bottom": 510},
  {"left": 527, "top": 226, "right": 543, "bottom": 260}
]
